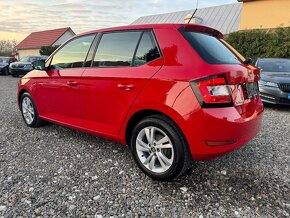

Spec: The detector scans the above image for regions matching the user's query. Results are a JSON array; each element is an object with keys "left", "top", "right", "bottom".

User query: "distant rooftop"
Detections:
[
  {"left": 16, "top": 27, "right": 75, "bottom": 50},
  {"left": 132, "top": 3, "right": 242, "bottom": 34}
]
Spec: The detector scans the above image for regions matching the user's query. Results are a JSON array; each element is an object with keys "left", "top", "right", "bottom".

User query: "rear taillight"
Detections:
[{"left": 190, "top": 76, "right": 233, "bottom": 107}]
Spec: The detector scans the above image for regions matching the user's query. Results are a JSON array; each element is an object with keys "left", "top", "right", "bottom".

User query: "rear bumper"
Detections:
[
  {"left": 259, "top": 86, "right": 290, "bottom": 105},
  {"left": 182, "top": 98, "right": 264, "bottom": 160}
]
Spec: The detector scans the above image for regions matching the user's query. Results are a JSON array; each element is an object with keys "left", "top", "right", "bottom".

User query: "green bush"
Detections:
[
  {"left": 226, "top": 27, "right": 290, "bottom": 62},
  {"left": 39, "top": 45, "right": 59, "bottom": 56}
]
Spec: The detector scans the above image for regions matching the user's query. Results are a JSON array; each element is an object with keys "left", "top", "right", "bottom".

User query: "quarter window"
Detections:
[
  {"left": 50, "top": 35, "right": 95, "bottom": 69},
  {"left": 133, "top": 32, "right": 161, "bottom": 66},
  {"left": 93, "top": 31, "right": 141, "bottom": 67}
]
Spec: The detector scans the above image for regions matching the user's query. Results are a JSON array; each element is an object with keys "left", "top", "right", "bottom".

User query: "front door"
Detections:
[{"left": 36, "top": 34, "right": 95, "bottom": 126}]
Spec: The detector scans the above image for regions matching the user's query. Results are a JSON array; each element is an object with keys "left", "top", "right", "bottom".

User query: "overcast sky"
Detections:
[{"left": 0, "top": 0, "right": 237, "bottom": 37}]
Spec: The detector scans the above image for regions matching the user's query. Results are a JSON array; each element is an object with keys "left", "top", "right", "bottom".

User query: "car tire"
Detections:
[
  {"left": 12, "top": 73, "right": 18, "bottom": 77},
  {"left": 131, "top": 114, "right": 192, "bottom": 181},
  {"left": 20, "top": 92, "right": 45, "bottom": 127}
]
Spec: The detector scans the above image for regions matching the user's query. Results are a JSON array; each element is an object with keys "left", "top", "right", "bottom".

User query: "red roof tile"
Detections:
[{"left": 16, "top": 27, "right": 74, "bottom": 49}]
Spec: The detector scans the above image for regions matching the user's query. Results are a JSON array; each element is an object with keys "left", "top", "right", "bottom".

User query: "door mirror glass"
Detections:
[{"left": 33, "top": 60, "right": 45, "bottom": 70}]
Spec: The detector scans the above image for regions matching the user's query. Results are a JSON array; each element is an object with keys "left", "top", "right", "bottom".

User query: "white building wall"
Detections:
[{"left": 18, "top": 49, "right": 40, "bottom": 59}]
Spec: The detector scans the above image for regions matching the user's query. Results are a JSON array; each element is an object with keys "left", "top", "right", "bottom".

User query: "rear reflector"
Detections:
[{"left": 206, "top": 140, "right": 237, "bottom": 146}]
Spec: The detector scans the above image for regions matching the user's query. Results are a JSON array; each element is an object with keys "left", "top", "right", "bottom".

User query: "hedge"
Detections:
[{"left": 226, "top": 27, "right": 290, "bottom": 62}]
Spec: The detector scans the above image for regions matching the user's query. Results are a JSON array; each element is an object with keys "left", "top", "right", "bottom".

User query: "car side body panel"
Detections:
[
  {"left": 17, "top": 24, "right": 264, "bottom": 162},
  {"left": 79, "top": 58, "right": 163, "bottom": 136}
]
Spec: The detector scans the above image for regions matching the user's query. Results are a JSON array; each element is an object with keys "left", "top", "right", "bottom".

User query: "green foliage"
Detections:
[
  {"left": 226, "top": 27, "right": 290, "bottom": 62},
  {"left": 39, "top": 45, "right": 59, "bottom": 56}
]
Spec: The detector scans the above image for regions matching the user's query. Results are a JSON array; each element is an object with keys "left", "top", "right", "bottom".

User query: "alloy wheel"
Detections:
[
  {"left": 136, "top": 126, "right": 174, "bottom": 173},
  {"left": 22, "top": 96, "right": 35, "bottom": 125}
]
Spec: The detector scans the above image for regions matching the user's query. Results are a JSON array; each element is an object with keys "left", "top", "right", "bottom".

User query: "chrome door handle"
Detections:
[
  {"left": 67, "top": 81, "right": 78, "bottom": 86},
  {"left": 117, "top": 84, "right": 135, "bottom": 91}
]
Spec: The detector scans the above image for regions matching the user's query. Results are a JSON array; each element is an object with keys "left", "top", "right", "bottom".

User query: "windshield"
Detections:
[
  {"left": 20, "top": 56, "right": 39, "bottom": 62},
  {"left": 181, "top": 31, "right": 242, "bottom": 64},
  {"left": 20, "top": 57, "right": 30, "bottom": 62},
  {"left": 257, "top": 59, "right": 290, "bottom": 73},
  {"left": 0, "top": 58, "right": 9, "bottom": 64}
]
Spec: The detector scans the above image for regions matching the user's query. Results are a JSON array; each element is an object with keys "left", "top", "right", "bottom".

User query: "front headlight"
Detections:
[{"left": 258, "top": 80, "right": 278, "bottom": 88}]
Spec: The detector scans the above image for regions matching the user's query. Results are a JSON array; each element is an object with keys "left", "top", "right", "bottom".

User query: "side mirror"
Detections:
[{"left": 32, "top": 60, "right": 46, "bottom": 70}]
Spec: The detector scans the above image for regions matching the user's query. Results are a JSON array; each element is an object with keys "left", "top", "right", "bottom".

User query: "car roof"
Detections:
[{"left": 76, "top": 23, "right": 223, "bottom": 38}]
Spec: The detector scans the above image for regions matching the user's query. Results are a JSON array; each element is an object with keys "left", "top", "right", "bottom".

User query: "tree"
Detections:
[
  {"left": 39, "top": 45, "right": 59, "bottom": 56},
  {"left": 0, "top": 40, "right": 17, "bottom": 56}
]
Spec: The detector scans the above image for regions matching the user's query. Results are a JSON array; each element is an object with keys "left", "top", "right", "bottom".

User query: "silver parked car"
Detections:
[{"left": 256, "top": 58, "right": 290, "bottom": 105}]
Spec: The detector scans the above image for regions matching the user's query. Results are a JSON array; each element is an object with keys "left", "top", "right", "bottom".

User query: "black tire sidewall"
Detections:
[
  {"left": 131, "top": 116, "right": 186, "bottom": 181},
  {"left": 20, "top": 93, "right": 39, "bottom": 127}
]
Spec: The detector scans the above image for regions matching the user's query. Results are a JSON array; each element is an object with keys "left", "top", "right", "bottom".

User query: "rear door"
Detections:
[
  {"left": 36, "top": 34, "right": 95, "bottom": 125},
  {"left": 80, "top": 30, "right": 163, "bottom": 136}
]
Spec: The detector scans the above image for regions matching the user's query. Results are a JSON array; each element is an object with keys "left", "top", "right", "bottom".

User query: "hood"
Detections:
[
  {"left": 10, "top": 61, "right": 32, "bottom": 66},
  {"left": 261, "top": 71, "right": 290, "bottom": 84}
]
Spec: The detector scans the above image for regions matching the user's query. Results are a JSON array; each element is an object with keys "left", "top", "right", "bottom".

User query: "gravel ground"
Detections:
[{"left": 0, "top": 76, "right": 289, "bottom": 217}]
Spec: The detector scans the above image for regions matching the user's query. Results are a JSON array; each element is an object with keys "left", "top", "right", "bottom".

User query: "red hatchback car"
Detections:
[{"left": 18, "top": 24, "right": 263, "bottom": 180}]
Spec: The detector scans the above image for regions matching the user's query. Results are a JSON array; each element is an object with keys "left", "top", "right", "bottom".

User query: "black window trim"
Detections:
[
  {"left": 150, "top": 29, "right": 163, "bottom": 59},
  {"left": 46, "top": 33, "right": 97, "bottom": 70},
  {"left": 89, "top": 29, "right": 163, "bottom": 69},
  {"left": 84, "top": 33, "right": 100, "bottom": 67},
  {"left": 132, "top": 31, "right": 144, "bottom": 66}
]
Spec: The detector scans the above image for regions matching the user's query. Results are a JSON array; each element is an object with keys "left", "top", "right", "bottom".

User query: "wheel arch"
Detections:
[
  {"left": 18, "top": 88, "right": 30, "bottom": 107},
  {"left": 123, "top": 107, "right": 187, "bottom": 149}
]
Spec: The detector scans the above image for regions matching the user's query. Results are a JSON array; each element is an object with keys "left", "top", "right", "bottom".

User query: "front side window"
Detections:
[
  {"left": 181, "top": 31, "right": 242, "bottom": 64},
  {"left": 50, "top": 35, "right": 95, "bottom": 70},
  {"left": 133, "top": 31, "right": 161, "bottom": 66},
  {"left": 93, "top": 31, "right": 141, "bottom": 67}
]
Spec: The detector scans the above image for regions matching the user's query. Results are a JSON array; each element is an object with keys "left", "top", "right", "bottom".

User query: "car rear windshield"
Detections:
[
  {"left": 257, "top": 59, "right": 290, "bottom": 73},
  {"left": 181, "top": 31, "right": 242, "bottom": 64}
]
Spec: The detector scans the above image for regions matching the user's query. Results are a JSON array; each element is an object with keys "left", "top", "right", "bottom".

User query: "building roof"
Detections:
[
  {"left": 131, "top": 3, "right": 242, "bottom": 34},
  {"left": 16, "top": 27, "right": 74, "bottom": 50}
]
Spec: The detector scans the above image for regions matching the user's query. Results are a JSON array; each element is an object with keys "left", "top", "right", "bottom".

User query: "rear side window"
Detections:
[
  {"left": 50, "top": 35, "right": 95, "bottom": 69},
  {"left": 133, "top": 32, "right": 161, "bottom": 66},
  {"left": 93, "top": 31, "right": 141, "bottom": 67},
  {"left": 181, "top": 31, "right": 241, "bottom": 64}
]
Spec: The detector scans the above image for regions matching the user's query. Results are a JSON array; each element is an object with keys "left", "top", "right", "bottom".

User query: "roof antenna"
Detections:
[{"left": 188, "top": 0, "right": 199, "bottom": 24}]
